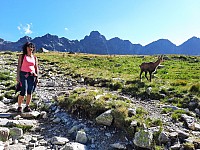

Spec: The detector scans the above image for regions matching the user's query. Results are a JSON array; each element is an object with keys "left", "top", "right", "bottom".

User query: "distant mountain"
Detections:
[
  {"left": 107, "top": 37, "right": 142, "bottom": 54},
  {"left": 32, "top": 34, "right": 81, "bottom": 52},
  {"left": 0, "top": 31, "right": 199, "bottom": 55},
  {"left": 80, "top": 31, "right": 108, "bottom": 54},
  {"left": 178, "top": 37, "right": 200, "bottom": 55},
  {"left": 142, "top": 39, "right": 178, "bottom": 55}
]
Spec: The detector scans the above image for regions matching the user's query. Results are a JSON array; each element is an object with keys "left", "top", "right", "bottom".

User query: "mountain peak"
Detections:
[
  {"left": 188, "top": 36, "right": 200, "bottom": 40},
  {"left": 43, "top": 33, "right": 58, "bottom": 38},
  {"left": 17, "top": 36, "right": 32, "bottom": 43},
  {"left": 89, "top": 31, "right": 101, "bottom": 37}
]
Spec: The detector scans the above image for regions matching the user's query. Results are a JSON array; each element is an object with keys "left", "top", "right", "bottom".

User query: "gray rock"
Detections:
[
  {"left": 53, "top": 117, "right": 61, "bottom": 123},
  {"left": 133, "top": 130, "right": 153, "bottom": 149},
  {"left": 60, "top": 142, "right": 87, "bottom": 150},
  {"left": 110, "top": 143, "right": 126, "bottom": 149},
  {"left": 0, "top": 101, "right": 9, "bottom": 113},
  {"left": 5, "top": 143, "right": 26, "bottom": 150},
  {"left": 10, "top": 127, "right": 23, "bottom": 140},
  {"left": 188, "top": 101, "right": 198, "bottom": 110},
  {"left": 146, "top": 87, "right": 152, "bottom": 95},
  {"left": 130, "top": 120, "right": 137, "bottom": 127},
  {"left": 194, "top": 123, "right": 200, "bottom": 131},
  {"left": 51, "top": 136, "right": 69, "bottom": 145},
  {"left": 95, "top": 109, "right": 113, "bottom": 126},
  {"left": 76, "top": 130, "right": 88, "bottom": 144},
  {"left": 170, "top": 142, "right": 181, "bottom": 150},
  {"left": 169, "top": 132, "right": 178, "bottom": 140},
  {"left": 176, "top": 129, "right": 189, "bottom": 139},
  {"left": 181, "top": 114, "right": 196, "bottom": 130},
  {"left": 32, "top": 146, "right": 46, "bottom": 150},
  {"left": 0, "top": 113, "right": 12, "bottom": 118},
  {"left": 21, "top": 111, "right": 40, "bottom": 118},
  {"left": 158, "top": 131, "right": 169, "bottom": 144},
  {"left": 128, "top": 108, "right": 136, "bottom": 116}
]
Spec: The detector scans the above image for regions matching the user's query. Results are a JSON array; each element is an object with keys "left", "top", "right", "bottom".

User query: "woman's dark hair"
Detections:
[{"left": 22, "top": 42, "right": 36, "bottom": 55}]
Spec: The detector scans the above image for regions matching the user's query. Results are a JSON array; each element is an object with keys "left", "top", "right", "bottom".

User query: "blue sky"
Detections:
[{"left": 0, "top": 0, "right": 200, "bottom": 46}]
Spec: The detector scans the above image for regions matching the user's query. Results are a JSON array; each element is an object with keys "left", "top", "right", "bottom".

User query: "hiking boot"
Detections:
[
  {"left": 17, "top": 107, "right": 22, "bottom": 113},
  {"left": 24, "top": 106, "right": 32, "bottom": 112}
]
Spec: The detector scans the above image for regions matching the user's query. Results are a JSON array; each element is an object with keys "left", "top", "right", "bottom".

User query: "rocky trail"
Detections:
[{"left": 0, "top": 53, "right": 200, "bottom": 150}]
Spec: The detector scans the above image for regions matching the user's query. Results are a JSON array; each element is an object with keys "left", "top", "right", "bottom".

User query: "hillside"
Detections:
[
  {"left": 0, "top": 31, "right": 200, "bottom": 55},
  {"left": 0, "top": 52, "right": 200, "bottom": 149}
]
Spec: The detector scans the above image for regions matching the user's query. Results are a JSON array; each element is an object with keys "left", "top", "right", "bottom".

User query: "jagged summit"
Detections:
[
  {"left": 17, "top": 36, "right": 32, "bottom": 43},
  {"left": 0, "top": 31, "right": 199, "bottom": 55}
]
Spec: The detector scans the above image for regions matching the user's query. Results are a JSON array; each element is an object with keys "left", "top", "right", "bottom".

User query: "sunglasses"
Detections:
[{"left": 28, "top": 45, "right": 35, "bottom": 48}]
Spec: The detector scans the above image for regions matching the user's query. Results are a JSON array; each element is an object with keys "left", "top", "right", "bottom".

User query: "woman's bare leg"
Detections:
[
  {"left": 18, "top": 95, "right": 24, "bottom": 107},
  {"left": 26, "top": 94, "right": 32, "bottom": 106}
]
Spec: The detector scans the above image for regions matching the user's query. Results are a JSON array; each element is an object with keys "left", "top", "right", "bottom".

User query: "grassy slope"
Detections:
[{"left": 37, "top": 53, "right": 200, "bottom": 99}]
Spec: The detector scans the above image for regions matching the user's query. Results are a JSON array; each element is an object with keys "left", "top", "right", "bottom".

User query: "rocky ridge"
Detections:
[
  {"left": 0, "top": 53, "right": 200, "bottom": 150},
  {"left": 1, "top": 31, "right": 200, "bottom": 55}
]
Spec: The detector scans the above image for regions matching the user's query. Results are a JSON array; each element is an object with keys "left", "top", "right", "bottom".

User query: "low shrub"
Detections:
[
  {"left": 15, "top": 124, "right": 33, "bottom": 132},
  {"left": 189, "top": 83, "right": 200, "bottom": 95},
  {"left": 170, "top": 80, "right": 187, "bottom": 86},
  {"left": 109, "top": 81, "right": 123, "bottom": 90},
  {"left": 171, "top": 109, "right": 187, "bottom": 122},
  {"left": 0, "top": 71, "right": 12, "bottom": 81},
  {"left": 112, "top": 106, "right": 129, "bottom": 129},
  {"left": 161, "top": 107, "right": 173, "bottom": 114},
  {"left": 4, "top": 90, "right": 15, "bottom": 99}
]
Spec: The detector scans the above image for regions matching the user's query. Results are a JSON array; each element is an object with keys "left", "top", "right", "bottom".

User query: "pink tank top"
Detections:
[{"left": 20, "top": 55, "right": 36, "bottom": 73}]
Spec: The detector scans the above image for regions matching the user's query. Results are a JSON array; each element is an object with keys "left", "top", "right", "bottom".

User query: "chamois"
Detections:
[{"left": 139, "top": 55, "right": 163, "bottom": 82}]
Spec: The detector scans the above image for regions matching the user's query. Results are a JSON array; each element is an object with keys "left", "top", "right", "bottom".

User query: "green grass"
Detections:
[{"left": 36, "top": 52, "right": 199, "bottom": 103}]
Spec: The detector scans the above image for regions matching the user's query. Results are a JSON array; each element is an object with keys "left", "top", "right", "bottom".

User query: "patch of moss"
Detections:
[
  {"left": 15, "top": 124, "right": 33, "bottom": 132},
  {"left": 171, "top": 109, "right": 187, "bottom": 122}
]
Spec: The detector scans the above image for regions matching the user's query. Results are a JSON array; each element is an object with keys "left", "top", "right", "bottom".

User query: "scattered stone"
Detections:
[
  {"left": 128, "top": 108, "right": 136, "bottom": 116},
  {"left": 0, "top": 113, "right": 12, "bottom": 118},
  {"left": 6, "top": 143, "right": 26, "bottom": 150},
  {"left": 21, "top": 111, "right": 40, "bottom": 118},
  {"left": 10, "top": 127, "right": 23, "bottom": 140},
  {"left": 40, "top": 111, "right": 47, "bottom": 119},
  {"left": 181, "top": 114, "right": 196, "bottom": 130},
  {"left": 176, "top": 129, "right": 189, "bottom": 140},
  {"left": 158, "top": 131, "right": 169, "bottom": 144},
  {"left": 60, "top": 142, "right": 87, "bottom": 150},
  {"left": 170, "top": 142, "right": 181, "bottom": 150},
  {"left": 76, "top": 130, "right": 88, "bottom": 144},
  {"left": 53, "top": 117, "right": 61, "bottom": 123},
  {"left": 133, "top": 130, "right": 153, "bottom": 149},
  {"left": 95, "top": 109, "right": 113, "bottom": 126},
  {"left": 110, "top": 143, "right": 126, "bottom": 149},
  {"left": 130, "top": 120, "right": 137, "bottom": 128},
  {"left": 51, "top": 136, "right": 69, "bottom": 145}
]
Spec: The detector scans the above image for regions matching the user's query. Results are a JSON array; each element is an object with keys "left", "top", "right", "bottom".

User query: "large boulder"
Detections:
[
  {"left": 133, "top": 130, "right": 153, "bottom": 149},
  {"left": 95, "top": 109, "right": 113, "bottom": 126}
]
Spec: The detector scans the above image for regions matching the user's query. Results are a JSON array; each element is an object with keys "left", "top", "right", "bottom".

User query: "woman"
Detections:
[{"left": 16, "top": 42, "right": 39, "bottom": 113}]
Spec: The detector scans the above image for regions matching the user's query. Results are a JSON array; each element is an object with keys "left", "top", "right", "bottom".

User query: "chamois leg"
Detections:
[
  {"left": 139, "top": 70, "right": 143, "bottom": 80},
  {"left": 145, "top": 71, "right": 148, "bottom": 80},
  {"left": 149, "top": 72, "right": 152, "bottom": 82}
]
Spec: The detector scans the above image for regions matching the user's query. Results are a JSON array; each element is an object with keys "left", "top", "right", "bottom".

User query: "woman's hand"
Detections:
[{"left": 16, "top": 77, "right": 20, "bottom": 83}]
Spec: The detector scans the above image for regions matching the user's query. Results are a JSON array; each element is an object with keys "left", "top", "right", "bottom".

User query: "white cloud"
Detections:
[
  {"left": 17, "top": 23, "right": 33, "bottom": 35},
  {"left": 64, "top": 27, "right": 68, "bottom": 31},
  {"left": 17, "top": 26, "right": 21, "bottom": 30}
]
